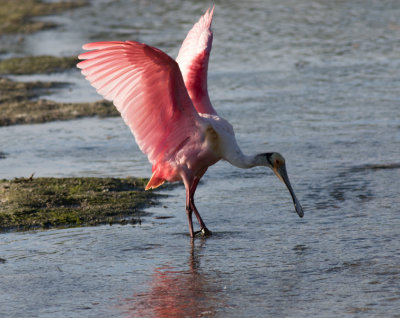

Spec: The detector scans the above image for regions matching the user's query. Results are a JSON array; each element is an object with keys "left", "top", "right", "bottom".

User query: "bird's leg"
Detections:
[
  {"left": 189, "top": 178, "right": 205, "bottom": 227},
  {"left": 186, "top": 206, "right": 195, "bottom": 238},
  {"left": 190, "top": 177, "right": 212, "bottom": 237},
  {"left": 182, "top": 171, "right": 211, "bottom": 238},
  {"left": 186, "top": 199, "right": 195, "bottom": 238},
  {"left": 184, "top": 179, "right": 195, "bottom": 238}
]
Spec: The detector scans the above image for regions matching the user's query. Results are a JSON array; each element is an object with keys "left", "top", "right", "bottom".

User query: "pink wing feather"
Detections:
[
  {"left": 77, "top": 41, "right": 201, "bottom": 169},
  {"left": 176, "top": 6, "right": 217, "bottom": 115}
]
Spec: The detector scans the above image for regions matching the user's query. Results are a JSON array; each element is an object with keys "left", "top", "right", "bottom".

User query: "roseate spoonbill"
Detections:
[{"left": 77, "top": 7, "right": 303, "bottom": 238}]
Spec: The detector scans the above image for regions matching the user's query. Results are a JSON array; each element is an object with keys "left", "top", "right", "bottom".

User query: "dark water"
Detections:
[{"left": 1, "top": 1, "right": 400, "bottom": 317}]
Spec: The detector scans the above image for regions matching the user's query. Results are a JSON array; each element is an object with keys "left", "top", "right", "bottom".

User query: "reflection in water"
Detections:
[{"left": 120, "top": 240, "right": 223, "bottom": 318}]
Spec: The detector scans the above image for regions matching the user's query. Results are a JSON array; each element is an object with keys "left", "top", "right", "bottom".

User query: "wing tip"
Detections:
[
  {"left": 203, "top": 5, "right": 215, "bottom": 26},
  {"left": 209, "top": 5, "right": 215, "bottom": 19}
]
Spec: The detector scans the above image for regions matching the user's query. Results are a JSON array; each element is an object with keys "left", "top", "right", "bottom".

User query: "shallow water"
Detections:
[{"left": 1, "top": 0, "right": 400, "bottom": 317}]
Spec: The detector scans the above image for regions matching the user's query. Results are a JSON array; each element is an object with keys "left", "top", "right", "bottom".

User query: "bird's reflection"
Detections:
[{"left": 120, "top": 239, "right": 224, "bottom": 318}]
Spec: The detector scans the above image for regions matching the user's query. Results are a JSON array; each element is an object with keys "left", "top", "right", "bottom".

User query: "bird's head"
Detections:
[{"left": 258, "top": 152, "right": 304, "bottom": 218}]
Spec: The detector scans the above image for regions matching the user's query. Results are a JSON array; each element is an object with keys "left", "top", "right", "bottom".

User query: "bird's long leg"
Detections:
[
  {"left": 183, "top": 175, "right": 195, "bottom": 238},
  {"left": 186, "top": 197, "right": 195, "bottom": 238},
  {"left": 189, "top": 177, "right": 212, "bottom": 237},
  {"left": 189, "top": 178, "right": 204, "bottom": 227},
  {"left": 182, "top": 170, "right": 211, "bottom": 238}
]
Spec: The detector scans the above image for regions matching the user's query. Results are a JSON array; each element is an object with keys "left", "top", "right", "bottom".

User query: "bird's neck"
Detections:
[{"left": 226, "top": 152, "right": 266, "bottom": 169}]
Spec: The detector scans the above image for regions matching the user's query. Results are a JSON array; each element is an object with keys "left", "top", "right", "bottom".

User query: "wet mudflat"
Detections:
[{"left": 1, "top": 0, "right": 400, "bottom": 317}]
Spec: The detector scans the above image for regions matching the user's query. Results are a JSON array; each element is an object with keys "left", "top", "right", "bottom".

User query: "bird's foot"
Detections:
[{"left": 194, "top": 227, "right": 212, "bottom": 237}]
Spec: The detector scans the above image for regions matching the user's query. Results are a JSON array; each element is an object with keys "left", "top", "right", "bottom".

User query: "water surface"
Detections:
[{"left": 1, "top": 0, "right": 400, "bottom": 317}]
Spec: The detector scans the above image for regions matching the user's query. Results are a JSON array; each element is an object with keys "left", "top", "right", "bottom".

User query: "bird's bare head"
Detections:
[
  {"left": 265, "top": 152, "right": 285, "bottom": 170},
  {"left": 261, "top": 152, "right": 304, "bottom": 218}
]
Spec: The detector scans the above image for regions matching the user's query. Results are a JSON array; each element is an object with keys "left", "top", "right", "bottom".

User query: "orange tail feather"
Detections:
[{"left": 145, "top": 173, "right": 165, "bottom": 190}]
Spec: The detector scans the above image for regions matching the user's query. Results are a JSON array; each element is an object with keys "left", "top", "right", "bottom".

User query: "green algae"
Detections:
[
  {"left": 0, "top": 77, "right": 118, "bottom": 126},
  {"left": 0, "top": 76, "right": 56, "bottom": 102},
  {"left": 0, "top": 177, "right": 159, "bottom": 231},
  {"left": 0, "top": 56, "right": 79, "bottom": 75},
  {"left": 0, "top": 0, "right": 88, "bottom": 35}
]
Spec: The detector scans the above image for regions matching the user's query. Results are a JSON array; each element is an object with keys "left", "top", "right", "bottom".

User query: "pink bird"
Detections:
[{"left": 77, "top": 7, "right": 303, "bottom": 238}]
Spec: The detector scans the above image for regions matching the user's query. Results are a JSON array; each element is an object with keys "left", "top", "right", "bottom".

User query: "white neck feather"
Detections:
[{"left": 225, "top": 151, "right": 268, "bottom": 169}]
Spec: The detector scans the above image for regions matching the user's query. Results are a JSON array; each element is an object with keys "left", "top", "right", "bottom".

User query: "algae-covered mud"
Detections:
[
  {"left": 0, "top": 177, "right": 158, "bottom": 231},
  {"left": 0, "top": 77, "right": 117, "bottom": 126},
  {"left": 0, "top": 0, "right": 88, "bottom": 35}
]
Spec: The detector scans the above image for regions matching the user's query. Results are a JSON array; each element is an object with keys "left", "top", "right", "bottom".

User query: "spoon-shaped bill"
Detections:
[{"left": 273, "top": 164, "right": 304, "bottom": 218}]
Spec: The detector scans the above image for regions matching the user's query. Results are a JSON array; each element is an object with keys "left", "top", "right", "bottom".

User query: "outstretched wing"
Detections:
[
  {"left": 77, "top": 41, "right": 201, "bottom": 166},
  {"left": 176, "top": 6, "right": 217, "bottom": 115}
]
